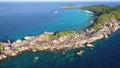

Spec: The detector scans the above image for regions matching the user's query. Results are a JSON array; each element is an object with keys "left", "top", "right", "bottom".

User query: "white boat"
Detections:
[{"left": 54, "top": 11, "right": 58, "bottom": 14}]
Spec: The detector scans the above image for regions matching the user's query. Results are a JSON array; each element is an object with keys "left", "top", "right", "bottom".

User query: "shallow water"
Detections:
[
  {"left": 0, "top": 2, "right": 120, "bottom": 41},
  {"left": 0, "top": 2, "right": 92, "bottom": 41}
]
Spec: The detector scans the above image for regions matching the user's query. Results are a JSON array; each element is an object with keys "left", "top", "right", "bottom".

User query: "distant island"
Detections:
[
  {"left": 61, "top": 4, "right": 75, "bottom": 8},
  {"left": 0, "top": 4, "right": 120, "bottom": 60}
]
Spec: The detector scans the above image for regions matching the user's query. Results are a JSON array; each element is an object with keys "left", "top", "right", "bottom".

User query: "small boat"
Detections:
[{"left": 54, "top": 11, "right": 58, "bottom": 14}]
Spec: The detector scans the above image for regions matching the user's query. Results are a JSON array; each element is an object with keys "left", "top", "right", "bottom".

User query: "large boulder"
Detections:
[
  {"left": 16, "top": 39, "right": 22, "bottom": 43},
  {"left": 0, "top": 55, "right": 2, "bottom": 60},
  {"left": 87, "top": 44, "right": 94, "bottom": 48},
  {"left": 4, "top": 47, "right": 10, "bottom": 50},
  {"left": 76, "top": 50, "right": 84, "bottom": 56},
  {"left": 24, "top": 36, "right": 32, "bottom": 40},
  {"left": 11, "top": 52, "right": 17, "bottom": 56}
]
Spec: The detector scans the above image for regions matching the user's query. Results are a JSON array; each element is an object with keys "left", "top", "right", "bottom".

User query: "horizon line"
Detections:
[{"left": 0, "top": 1, "right": 120, "bottom": 2}]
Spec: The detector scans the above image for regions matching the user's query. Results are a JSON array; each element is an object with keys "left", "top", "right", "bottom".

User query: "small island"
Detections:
[
  {"left": 0, "top": 4, "right": 120, "bottom": 60},
  {"left": 61, "top": 4, "right": 75, "bottom": 8}
]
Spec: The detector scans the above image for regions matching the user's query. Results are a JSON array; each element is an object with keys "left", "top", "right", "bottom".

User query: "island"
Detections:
[
  {"left": 61, "top": 4, "right": 75, "bottom": 8},
  {"left": 0, "top": 4, "right": 120, "bottom": 60}
]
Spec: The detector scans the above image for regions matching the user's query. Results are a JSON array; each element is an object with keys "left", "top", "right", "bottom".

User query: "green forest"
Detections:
[{"left": 81, "top": 4, "right": 120, "bottom": 31}]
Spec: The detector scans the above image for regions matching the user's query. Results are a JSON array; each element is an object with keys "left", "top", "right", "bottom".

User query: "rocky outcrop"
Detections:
[
  {"left": 76, "top": 50, "right": 84, "bottom": 56},
  {"left": 0, "top": 20, "right": 119, "bottom": 60},
  {"left": 86, "top": 44, "right": 94, "bottom": 48}
]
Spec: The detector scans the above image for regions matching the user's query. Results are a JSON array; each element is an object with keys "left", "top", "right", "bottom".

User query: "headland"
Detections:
[{"left": 0, "top": 4, "right": 120, "bottom": 60}]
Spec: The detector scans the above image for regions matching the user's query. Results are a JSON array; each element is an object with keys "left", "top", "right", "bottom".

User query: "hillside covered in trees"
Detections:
[{"left": 81, "top": 4, "right": 120, "bottom": 31}]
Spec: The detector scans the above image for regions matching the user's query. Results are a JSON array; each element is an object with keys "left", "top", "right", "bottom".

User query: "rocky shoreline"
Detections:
[{"left": 0, "top": 19, "right": 120, "bottom": 60}]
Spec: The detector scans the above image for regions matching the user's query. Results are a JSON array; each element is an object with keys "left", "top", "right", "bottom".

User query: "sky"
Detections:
[{"left": 0, "top": 0, "right": 119, "bottom": 2}]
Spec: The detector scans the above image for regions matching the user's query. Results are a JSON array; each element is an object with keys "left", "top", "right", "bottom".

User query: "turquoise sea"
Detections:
[
  {"left": 0, "top": 2, "right": 120, "bottom": 68},
  {"left": 0, "top": 2, "right": 92, "bottom": 41}
]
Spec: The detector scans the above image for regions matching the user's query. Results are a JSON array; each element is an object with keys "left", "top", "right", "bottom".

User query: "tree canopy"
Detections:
[
  {"left": 81, "top": 4, "right": 111, "bottom": 16},
  {"left": 81, "top": 4, "right": 120, "bottom": 31}
]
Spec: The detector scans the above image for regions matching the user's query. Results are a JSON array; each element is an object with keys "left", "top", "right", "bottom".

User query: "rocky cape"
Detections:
[{"left": 0, "top": 19, "right": 120, "bottom": 60}]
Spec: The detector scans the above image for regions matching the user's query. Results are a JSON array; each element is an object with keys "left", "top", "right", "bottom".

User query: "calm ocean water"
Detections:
[
  {"left": 0, "top": 2, "right": 120, "bottom": 68},
  {"left": 0, "top": 2, "right": 92, "bottom": 41},
  {"left": 0, "top": 2, "right": 120, "bottom": 41}
]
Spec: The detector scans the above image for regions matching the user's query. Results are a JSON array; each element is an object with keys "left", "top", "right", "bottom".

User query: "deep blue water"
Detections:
[
  {"left": 0, "top": 2, "right": 92, "bottom": 41},
  {"left": 0, "top": 2, "right": 120, "bottom": 68},
  {"left": 0, "top": 2, "right": 120, "bottom": 41},
  {"left": 1, "top": 28, "right": 120, "bottom": 68}
]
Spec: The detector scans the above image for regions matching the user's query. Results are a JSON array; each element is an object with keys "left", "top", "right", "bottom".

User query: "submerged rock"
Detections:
[{"left": 33, "top": 57, "right": 39, "bottom": 63}]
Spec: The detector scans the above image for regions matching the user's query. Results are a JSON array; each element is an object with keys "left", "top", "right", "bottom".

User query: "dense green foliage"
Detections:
[
  {"left": 112, "top": 9, "right": 120, "bottom": 20},
  {"left": 81, "top": 4, "right": 111, "bottom": 16},
  {"left": 92, "top": 8, "right": 120, "bottom": 31},
  {"left": 92, "top": 24, "right": 102, "bottom": 31},
  {"left": 50, "top": 30, "right": 75, "bottom": 39},
  {"left": 62, "top": 4, "right": 75, "bottom": 8},
  {"left": 97, "top": 13, "right": 115, "bottom": 24},
  {"left": 44, "top": 30, "right": 75, "bottom": 40},
  {"left": 81, "top": 4, "right": 120, "bottom": 31},
  {"left": 96, "top": 8, "right": 120, "bottom": 24}
]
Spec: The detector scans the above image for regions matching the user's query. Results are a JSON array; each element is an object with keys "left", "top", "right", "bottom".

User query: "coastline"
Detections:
[
  {"left": 0, "top": 4, "right": 120, "bottom": 60},
  {"left": 0, "top": 18, "right": 119, "bottom": 60}
]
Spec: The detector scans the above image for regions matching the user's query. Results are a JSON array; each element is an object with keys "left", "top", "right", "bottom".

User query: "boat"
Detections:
[{"left": 54, "top": 11, "right": 58, "bottom": 14}]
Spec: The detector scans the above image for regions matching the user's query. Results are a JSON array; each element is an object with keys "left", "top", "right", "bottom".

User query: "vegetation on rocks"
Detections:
[
  {"left": 92, "top": 8, "right": 120, "bottom": 31},
  {"left": 81, "top": 4, "right": 111, "bottom": 16},
  {"left": 0, "top": 4, "right": 120, "bottom": 60},
  {"left": 62, "top": 4, "right": 75, "bottom": 8},
  {"left": 81, "top": 4, "right": 120, "bottom": 31},
  {"left": 0, "top": 42, "right": 3, "bottom": 54},
  {"left": 44, "top": 30, "right": 75, "bottom": 40}
]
